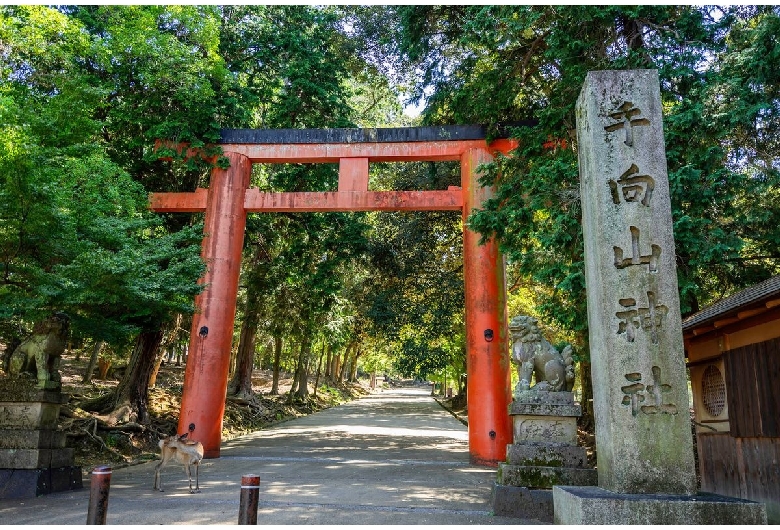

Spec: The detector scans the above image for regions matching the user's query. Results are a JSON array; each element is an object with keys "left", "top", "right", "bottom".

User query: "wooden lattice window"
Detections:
[{"left": 701, "top": 364, "right": 726, "bottom": 417}]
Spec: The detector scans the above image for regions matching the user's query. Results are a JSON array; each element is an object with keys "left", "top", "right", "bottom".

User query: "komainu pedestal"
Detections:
[
  {"left": 491, "top": 317, "right": 596, "bottom": 522},
  {"left": 0, "top": 379, "right": 83, "bottom": 499}
]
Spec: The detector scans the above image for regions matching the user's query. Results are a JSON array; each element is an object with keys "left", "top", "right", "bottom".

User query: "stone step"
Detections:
[
  {"left": 497, "top": 463, "right": 598, "bottom": 489},
  {"left": 491, "top": 484, "right": 554, "bottom": 522},
  {"left": 554, "top": 486, "right": 767, "bottom": 525}
]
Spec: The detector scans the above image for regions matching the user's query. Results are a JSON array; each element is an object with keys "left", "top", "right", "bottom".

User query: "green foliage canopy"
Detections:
[
  {"left": 386, "top": 6, "right": 780, "bottom": 351},
  {"left": 0, "top": 6, "right": 206, "bottom": 345}
]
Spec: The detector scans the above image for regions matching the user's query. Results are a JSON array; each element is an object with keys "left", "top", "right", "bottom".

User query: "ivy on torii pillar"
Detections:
[{"left": 150, "top": 126, "right": 518, "bottom": 464}]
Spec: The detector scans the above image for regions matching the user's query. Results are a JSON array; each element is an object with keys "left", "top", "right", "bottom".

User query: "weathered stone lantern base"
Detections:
[
  {"left": 491, "top": 391, "right": 597, "bottom": 522},
  {"left": 0, "top": 380, "right": 83, "bottom": 499},
  {"left": 554, "top": 486, "right": 767, "bottom": 525}
]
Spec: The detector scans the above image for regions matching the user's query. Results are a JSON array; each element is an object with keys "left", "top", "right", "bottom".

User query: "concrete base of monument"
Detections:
[
  {"left": 491, "top": 484, "right": 554, "bottom": 522},
  {"left": 0, "top": 466, "right": 83, "bottom": 499},
  {"left": 491, "top": 466, "right": 597, "bottom": 522},
  {"left": 553, "top": 485, "right": 767, "bottom": 525}
]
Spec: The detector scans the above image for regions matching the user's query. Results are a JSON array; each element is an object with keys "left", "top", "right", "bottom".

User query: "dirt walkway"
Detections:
[{"left": 0, "top": 386, "right": 546, "bottom": 525}]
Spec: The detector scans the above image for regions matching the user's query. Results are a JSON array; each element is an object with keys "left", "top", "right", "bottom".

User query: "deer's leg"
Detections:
[
  {"left": 154, "top": 460, "right": 164, "bottom": 491},
  {"left": 194, "top": 462, "right": 200, "bottom": 492},
  {"left": 184, "top": 463, "right": 194, "bottom": 493},
  {"left": 154, "top": 452, "right": 172, "bottom": 491}
]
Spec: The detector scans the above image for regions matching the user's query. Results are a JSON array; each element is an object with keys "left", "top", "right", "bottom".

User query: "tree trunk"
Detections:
[
  {"left": 348, "top": 346, "right": 361, "bottom": 382},
  {"left": 270, "top": 335, "right": 282, "bottom": 395},
  {"left": 456, "top": 350, "right": 466, "bottom": 395},
  {"left": 313, "top": 343, "right": 326, "bottom": 397},
  {"left": 82, "top": 341, "right": 105, "bottom": 384},
  {"left": 227, "top": 311, "right": 258, "bottom": 400},
  {"left": 149, "top": 315, "right": 182, "bottom": 389},
  {"left": 294, "top": 336, "right": 312, "bottom": 400},
  {"left": 81, "top": 328, "right": 163, "bottom": 424},
  {"left": 148, "top": 348, "right": 165, "bottom": 389},
  {"left": 115, "top": 329, "right": 164, "bottom": 424},
  {"left": 288, "top": 340, "right": 301, "bottom": 397},
  {"left": 177, "top": 342, "right": 186, "bottom": 366},
  {"left": 330, "top": 351, "right": 340, "bottom": 382},
  {"left": 339, "top": 343, "right": 353, "bottom": 383},
  {"left": 325, "top": 344, "right": 333, "bottom": 378},
  {"left": 228, "top": 341, "right": 237, "bottom": 378},
  {"left": 289, "top": 368, "right": 299, "bottom": 397}
]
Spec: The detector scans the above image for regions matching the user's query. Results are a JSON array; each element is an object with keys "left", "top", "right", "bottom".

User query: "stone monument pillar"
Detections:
[
  {"left": 553, "top": 69, "right": 766, "bottom": 524},
  {"left": 491, "top": 316, "right": 596, "bottom": 522}
]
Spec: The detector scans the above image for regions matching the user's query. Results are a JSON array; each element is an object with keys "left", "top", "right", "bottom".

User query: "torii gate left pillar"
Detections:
[
  {"left": 152, "top": 127, "right": 515, "bottom": 464},
  {"left": 180, "top": 152, "right": 251, "bottom": 457}
]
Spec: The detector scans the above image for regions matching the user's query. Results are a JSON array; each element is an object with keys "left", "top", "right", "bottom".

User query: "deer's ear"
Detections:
[{"left": 179, "top": 432, "right": 189, "bottom": 440}]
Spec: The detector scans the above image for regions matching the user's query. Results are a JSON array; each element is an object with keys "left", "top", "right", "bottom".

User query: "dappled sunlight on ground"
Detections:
[
  {"left": 254, "top": 424, "right": 467, "bottom": 439},
  {"left": 0, "top": 386, "right": 531, "bottom": 525}
]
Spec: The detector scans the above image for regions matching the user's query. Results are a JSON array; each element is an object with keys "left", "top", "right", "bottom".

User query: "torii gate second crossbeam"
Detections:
[{"left": 150, "top": 126, "right": 518, "bottom": 466}]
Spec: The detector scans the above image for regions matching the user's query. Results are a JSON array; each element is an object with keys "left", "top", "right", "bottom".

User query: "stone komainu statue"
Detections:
[
  {"left": 8, "top": 312, "right": 70, "bottom": 390},
  {"left": 509, "top": 315, "right": 574, "bottom": 393}
]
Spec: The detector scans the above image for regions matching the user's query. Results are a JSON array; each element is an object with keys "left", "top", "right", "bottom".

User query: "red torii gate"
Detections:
[{"left": 150, "top": 126, "right": 517, "bottom": 466}]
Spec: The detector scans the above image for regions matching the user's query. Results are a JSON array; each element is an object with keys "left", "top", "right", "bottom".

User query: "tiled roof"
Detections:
[{"left": 682, "top": 275, "right": 780, "bottom": 331}]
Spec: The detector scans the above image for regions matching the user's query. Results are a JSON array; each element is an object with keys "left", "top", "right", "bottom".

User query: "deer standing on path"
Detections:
[{"left": 153, "top": 428, "right": 204, "bottom": 494}]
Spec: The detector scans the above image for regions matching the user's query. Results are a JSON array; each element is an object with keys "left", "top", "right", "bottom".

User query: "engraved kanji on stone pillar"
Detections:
[
  {"left": 577, "top": 70, "right": 696, "bottom": 495},
  {"left": 604, "top": 101, "right": 651, "bottom": 147},
  {"left": 608, "top": 164, "right": 656, "bottom": 206}
]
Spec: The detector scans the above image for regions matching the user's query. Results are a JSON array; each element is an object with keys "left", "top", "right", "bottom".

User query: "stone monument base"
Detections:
[
  {"left": 498, "top": 462, "right": 597, "bottom": 489},
  {"left": 0, "top": 466, "right": 83, "bottom": 499},
  {"left": 492, "top": 391, "right": 597, "bottom": 522},
  {"left": 0, "top": 379, "right": 83, "bottom": 499},
  {"left": 492, "top": 484, "right": 554, "bottom": 522},
  {"left": 553, "top": 485, "right": 767, "bottom": 525}
]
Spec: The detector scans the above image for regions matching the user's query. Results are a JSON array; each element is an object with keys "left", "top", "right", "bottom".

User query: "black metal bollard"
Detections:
[
  {"left": 238, "top": 474, "right": 260, "bottom": 525},
  {"left": 86, "top": 465, "right": 112, "bottom": 525}
]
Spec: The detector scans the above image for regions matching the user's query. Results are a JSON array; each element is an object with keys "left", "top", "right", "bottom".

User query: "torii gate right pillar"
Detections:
[{"left": 461, "top": 147, "right": 512, "bottom": 466}]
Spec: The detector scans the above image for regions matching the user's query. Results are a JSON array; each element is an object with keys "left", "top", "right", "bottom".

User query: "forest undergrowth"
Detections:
[{"left": 53, "top": 352, "right": 371, "bottom": 471}]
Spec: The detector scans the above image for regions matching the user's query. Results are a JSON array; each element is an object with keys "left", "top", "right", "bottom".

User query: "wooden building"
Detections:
[{"left": 682, "top": 275, "right": 780, "bottom": 523}]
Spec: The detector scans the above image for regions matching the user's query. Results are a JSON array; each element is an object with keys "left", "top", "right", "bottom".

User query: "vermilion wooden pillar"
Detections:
[
  {"left": 461, "top": 147, "right": 512, "bottom": 466},
  {"left": 178, "top": 152, "right": 251, "bottom": 458}
]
